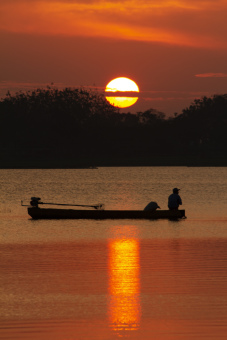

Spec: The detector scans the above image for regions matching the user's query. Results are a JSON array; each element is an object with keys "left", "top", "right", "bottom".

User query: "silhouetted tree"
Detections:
[{"left": 0, "top": 88, "right": 226, "bottom": 167}]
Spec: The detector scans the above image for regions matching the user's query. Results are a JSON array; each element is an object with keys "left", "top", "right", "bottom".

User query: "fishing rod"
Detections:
[{"left": 40, "top": 202, "right": 105, "bottom": 209}]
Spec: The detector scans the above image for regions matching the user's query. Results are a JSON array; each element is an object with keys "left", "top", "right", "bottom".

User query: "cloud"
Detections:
[
  {"left": 0, "top": 0, "right": 227, "bottom": 49},
  {"left": 195, "top": 73, "right": 227, "bottom": 78}
]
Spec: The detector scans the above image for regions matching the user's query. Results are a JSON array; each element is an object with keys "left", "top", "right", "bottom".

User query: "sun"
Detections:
[{"left": 105, "top": 77, "right": 139, "bottom": 108}]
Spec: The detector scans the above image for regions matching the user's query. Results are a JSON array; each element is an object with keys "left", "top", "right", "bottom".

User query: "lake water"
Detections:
[{"left": 0, "top": 167, "right": 227, "bottom": 339}]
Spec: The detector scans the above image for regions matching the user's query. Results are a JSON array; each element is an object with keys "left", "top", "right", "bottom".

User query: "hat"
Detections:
[{"left": 173, "top": 188, "right": 180, "bottom": 193}]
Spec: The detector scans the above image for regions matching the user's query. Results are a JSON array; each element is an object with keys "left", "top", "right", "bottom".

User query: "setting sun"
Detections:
[{"left": 105, "top": 77, "right": 139, "bottom": 108}]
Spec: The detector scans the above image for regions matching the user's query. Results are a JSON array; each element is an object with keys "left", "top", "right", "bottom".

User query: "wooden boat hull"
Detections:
[{"left": 28, "top": 207, "right": 186, "bottom": 220}]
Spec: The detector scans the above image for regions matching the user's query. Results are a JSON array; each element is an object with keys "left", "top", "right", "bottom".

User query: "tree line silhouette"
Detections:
[{"left": 0, "top": 87, "right": 226, "bottom": 167}]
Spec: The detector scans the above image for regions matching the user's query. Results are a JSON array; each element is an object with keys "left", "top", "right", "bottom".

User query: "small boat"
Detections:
[
  {"left": 23, "top": 197, "right": 186, "bottom": 220},
  {"left": 27, "top": 207, "right": 186, "bottom": 220}
]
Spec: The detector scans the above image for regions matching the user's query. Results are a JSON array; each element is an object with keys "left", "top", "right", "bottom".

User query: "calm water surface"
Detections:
[{"left": 0, "top": 167, "right": 227, "bottom": 339}]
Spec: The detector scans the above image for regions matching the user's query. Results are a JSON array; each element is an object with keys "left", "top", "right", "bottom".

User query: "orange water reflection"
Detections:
[{"left": 108, "top": 236, "right": 141, "bottom": 332}]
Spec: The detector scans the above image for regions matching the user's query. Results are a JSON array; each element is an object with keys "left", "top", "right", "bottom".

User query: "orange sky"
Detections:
[{"left": 1, "top": 0, "right": 227, "bottom": 114}]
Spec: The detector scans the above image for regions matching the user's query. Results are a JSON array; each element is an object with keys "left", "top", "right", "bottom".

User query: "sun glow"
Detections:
[{"left": 105, "top": 77, "right": 139, "bottom": 108}]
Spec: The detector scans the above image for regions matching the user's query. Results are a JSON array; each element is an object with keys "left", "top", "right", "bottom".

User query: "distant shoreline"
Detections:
[{"left": 1, "top": 160, "right": 227, "bottom": 169}]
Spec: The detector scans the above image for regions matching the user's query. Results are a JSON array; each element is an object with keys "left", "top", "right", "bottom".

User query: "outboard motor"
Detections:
[{"left": 30, "top": 197, "right": 41, "bottom": 207}]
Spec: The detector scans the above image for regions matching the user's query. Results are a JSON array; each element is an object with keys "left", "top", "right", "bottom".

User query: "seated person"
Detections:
[
  {"left": 144, "top": 201, "right": 160, "bottom": 211},
  {"left": 168, "top": 188, "right": 182, "bottom": 210}
]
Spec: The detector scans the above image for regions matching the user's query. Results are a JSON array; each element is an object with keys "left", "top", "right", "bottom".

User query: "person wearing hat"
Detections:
[{"left": 168, "top": 188, "right": 182, "bottom": 210}]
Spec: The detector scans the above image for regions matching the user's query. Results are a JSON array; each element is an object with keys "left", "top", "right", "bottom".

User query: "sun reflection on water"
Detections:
[{"left": 108, "top": 235, "right": 141, "bottom": 332}]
